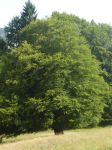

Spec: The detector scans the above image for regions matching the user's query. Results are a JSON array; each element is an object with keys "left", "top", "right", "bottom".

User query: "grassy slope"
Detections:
[{"left": 1, "top": 127, "right": 112, "bottom": 150}]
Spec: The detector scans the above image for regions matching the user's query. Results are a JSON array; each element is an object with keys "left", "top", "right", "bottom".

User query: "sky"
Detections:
[{"left": 0, "top": 0, "right": 112, "bottom": 27}]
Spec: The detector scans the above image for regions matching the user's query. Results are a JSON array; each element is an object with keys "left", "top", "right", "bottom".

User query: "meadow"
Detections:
[{"left": 1, "top": 127, "right": 112, "bottom": 150}]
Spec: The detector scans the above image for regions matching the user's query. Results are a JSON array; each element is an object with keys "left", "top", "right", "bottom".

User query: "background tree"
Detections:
[
  {"left": 5, "top": 16, "right": 21, "bottom": 48},
  {"left": 80, "top": 22, "right": 112, "bottom": 83},
  {"left": 5, "top": 0, "right": 37, "bottom": 49},
  {"left": 20, "top": 0, "right": 37, "bottom": 28}
]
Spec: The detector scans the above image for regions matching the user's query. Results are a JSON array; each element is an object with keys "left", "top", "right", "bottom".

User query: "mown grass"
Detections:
[{"left": 1, "top": 127, "right": 112, "bottom": 150}]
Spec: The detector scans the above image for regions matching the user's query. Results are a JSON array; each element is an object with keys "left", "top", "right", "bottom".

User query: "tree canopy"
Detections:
[
  {"left": 0, "top": 1, "right": 112, "bottom": 135},
  {"left": 0, "top": 13, "right": 110, "bottom": 134}
]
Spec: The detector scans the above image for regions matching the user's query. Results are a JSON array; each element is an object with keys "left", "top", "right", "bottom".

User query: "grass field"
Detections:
[{"left": 1, "top": 127, "right": 112, "bottom": 150}]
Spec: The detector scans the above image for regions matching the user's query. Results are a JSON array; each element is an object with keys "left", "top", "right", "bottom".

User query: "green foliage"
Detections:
[
  {"left": 24, "top": 98, "right": 52, "bottom": 131},
  {"left": 20, "top": 13, "right": 80, "bottom": 55},
  {"left": 0, "top": 96, "right": 18, "bottom": 134},
  {"left": 0, "top": 38, "right": 7, "bottom": 54}
]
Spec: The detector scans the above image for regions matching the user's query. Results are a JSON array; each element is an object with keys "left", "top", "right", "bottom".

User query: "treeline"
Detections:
[{"left": 0, "top": 1, "right": 112, "bottom": 135}]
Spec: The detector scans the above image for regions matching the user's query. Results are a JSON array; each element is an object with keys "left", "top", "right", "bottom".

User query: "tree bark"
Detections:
[{"left": 53, "top": 126, "right": 64, "bottom": 135}]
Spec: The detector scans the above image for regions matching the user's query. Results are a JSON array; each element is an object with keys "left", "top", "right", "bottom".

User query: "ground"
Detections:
[{"left": 0, "top": 127, "right": 112, "bottom": 150}]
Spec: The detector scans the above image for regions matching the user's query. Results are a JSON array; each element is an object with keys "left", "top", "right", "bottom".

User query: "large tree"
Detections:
[{"left": 1, "top": 14, "right": 109, "bottom": 134}]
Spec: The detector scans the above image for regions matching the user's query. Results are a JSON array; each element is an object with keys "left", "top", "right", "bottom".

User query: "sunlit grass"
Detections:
[{"left": 1, "top": 127, "right": 112, "bottom": 150}]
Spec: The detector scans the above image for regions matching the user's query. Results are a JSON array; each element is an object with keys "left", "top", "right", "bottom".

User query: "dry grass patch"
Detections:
[{"left": 1, "top": 127, "right": 112, "bottom": 150}]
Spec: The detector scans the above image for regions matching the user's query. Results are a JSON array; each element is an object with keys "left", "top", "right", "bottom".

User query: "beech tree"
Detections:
[{"left": 0, "top": 14, "right": 109, "bottom": 134}]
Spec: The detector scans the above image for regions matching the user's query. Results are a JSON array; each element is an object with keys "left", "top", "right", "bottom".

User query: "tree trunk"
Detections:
[{"left": 53, "top": 126, "right": 64, "bottom": 135}]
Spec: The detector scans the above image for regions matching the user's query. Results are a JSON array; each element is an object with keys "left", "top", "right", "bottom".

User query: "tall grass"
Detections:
[{"left": 1, "top": 127, "right": 112, "bottom": 150}]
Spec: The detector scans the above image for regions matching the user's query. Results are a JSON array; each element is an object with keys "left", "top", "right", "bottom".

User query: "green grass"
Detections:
[{"left": 1, "top": 127, "right": 112, "bottom": 150}]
